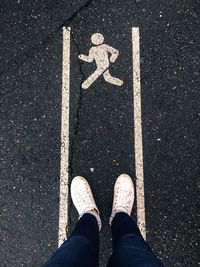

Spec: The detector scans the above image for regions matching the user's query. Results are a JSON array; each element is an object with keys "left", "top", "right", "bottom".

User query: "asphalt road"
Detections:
[{"left": 0, "top": 0, "right": 199, "bottom": 266}]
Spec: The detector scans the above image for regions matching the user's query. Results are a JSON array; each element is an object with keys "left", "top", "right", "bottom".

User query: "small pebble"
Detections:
[{"left": 90, "top": 167, "right": 94, "bottom": 173}]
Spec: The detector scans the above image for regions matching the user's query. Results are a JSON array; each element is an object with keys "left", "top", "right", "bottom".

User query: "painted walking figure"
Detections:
[{"left": 79, "top": 33, "right": 123, "bottom": 89}]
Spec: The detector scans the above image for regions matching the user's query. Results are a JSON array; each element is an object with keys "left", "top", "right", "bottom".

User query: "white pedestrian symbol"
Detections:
[{"left": 78, "top": 33, "right": 123, "bottom": 89}]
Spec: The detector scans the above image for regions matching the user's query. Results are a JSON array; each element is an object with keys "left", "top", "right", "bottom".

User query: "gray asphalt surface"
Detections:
[{"left": 0, "top": 0, "right": 199, "bottom": 266}]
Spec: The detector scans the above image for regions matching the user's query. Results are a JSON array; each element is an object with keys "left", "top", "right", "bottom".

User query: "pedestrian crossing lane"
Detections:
[{"left": 58, "top": 27, "right": 146, "bottom": 246}]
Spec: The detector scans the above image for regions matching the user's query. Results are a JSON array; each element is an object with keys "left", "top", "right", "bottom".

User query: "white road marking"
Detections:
[
  {"left": 58, "top": 27, "right": 145, "bottom": 243},
  {"left": 79, "top": 33, "right": 123, "bottom": 89},
  {"left": 58, "top": 26, "right": 71, "bottom": 247},
  {"left": 132, "top": 27, "right": 146, "bottom": 239}
]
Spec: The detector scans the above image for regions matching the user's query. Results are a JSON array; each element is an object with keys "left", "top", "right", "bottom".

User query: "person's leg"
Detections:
[
  {"left": 108, "top": 212, "right": 165, "bottom": 267},
  {"left": 81, "top": 68, "right": 105, "bottom": 89},
  {"left": 43, "top": 176, "right": 101, "bottom": 267},
  {"left": 103, "top": 70, "right": 123, "bottom": 86},
  {"left": 43, "top": 213, "right": 99, "bottom": 267},
  {"left": 107, "top": 174, "right": 165, "bottom": 267}
]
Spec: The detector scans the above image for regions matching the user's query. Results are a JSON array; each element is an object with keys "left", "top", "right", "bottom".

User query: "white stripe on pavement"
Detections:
[
  {"left": 58, "top": 26, "right": 71, "bottom": 247},
  {"left": 132, "top": 27, "right": 146, "bottom": 239},
  {"left": 58, "top": 27, "right": 146, "bottom": 244}
]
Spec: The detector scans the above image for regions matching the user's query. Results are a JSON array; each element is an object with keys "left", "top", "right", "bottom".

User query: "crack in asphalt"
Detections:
[
  {"left": 62, "top": 28, "right": 91, "bottom": 229},
  {"left": 60, "top": 0, "right": 94, "bottom": 229},
  {"left": 0, "top": 0, "right": 94, "bottom": 229},
  {"left": 67, "top": 31, "right": 86, "bottom": 179},
  {"left": 0, "top": 0, "right": 93, "bottom": 79},
  {"left": 61, "top": 0, "right": 93, "bottom": 27}
]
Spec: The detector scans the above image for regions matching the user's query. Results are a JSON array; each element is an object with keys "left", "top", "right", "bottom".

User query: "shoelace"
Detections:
[
  {"left": 115, "top": 188, "right": 133, "bottom": 210},
  {"left": 75, "top": 185, "right": 94, "bottom": 210}
]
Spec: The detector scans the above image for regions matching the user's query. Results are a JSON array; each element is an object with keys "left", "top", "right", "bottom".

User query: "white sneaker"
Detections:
[
  {"left": 71, "top": 176, "right": 102, "bottom": 230},
  {"left": 109, "top": 174, "right": 135, "bottom": 225}
]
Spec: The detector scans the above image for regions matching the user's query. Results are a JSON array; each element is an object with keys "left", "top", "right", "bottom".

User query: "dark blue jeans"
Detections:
[{"left": 44, "top": 212, "right": 165, "bottom": 267}]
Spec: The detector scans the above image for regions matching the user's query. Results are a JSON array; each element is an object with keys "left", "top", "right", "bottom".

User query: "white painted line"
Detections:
[
  {"left": 58, "top": 26, "right": 71, "bottom": 247},
  {"left": 132, "top": 27, "right": 146, "bottom": 239}
]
